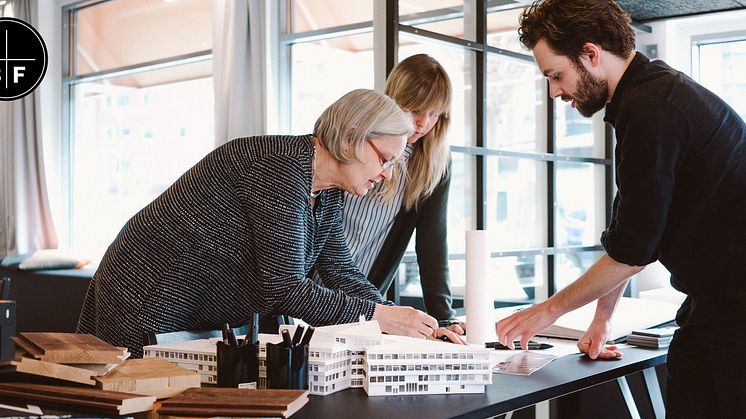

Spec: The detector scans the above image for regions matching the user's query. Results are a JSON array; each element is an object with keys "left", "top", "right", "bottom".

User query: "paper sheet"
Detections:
[{"left": 492, "top": 351, "right": 558, "bottom": 376}]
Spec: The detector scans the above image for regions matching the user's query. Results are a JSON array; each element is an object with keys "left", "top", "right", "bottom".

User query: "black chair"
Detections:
[
  {"left": 0, "top": 277, "right": 10, "bottom": 300},
  {"left": 144, "top": 315, "right": 293, "bottom": 345}
]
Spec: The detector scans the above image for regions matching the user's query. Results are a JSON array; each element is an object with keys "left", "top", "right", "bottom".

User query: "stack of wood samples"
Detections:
[
  {"left": 159, "top": 387, "right": 309, "bottom": 418},
  {"left": 95, "top": 357, "right": 200, "bottom": 398},
  {"left": 0, "top": 382, "right": 156, "bottom": 415},
  {"left": 1, "top": 333, "right": 200, "bottom": 398},
  {"left": 2, "top": 332, "right": 127, "bottom": 385},
  {"left": 11, "top": 333, "right": 128, "bottom": 364}
]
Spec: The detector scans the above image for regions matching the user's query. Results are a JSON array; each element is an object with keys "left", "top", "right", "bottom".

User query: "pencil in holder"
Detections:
[
  {"left": 216, "top": 340, "right": 259, "bottom": 388},
  {"left": 266, "top": 342, "right": 309, "bottom": 390}
]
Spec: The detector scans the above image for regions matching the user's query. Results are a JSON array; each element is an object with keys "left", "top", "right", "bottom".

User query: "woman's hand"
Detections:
[
  {"left": 429, "top": 327, "right": 467, "bottom": 345},
  {"left": 372, "top": 304, "right": 438, "bottom": 339},
  {"left": 444, "top": 321, "right": 466, "bottom": 336}
]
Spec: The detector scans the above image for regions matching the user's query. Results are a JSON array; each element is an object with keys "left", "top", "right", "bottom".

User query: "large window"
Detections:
[
  {"left": 281, "top": 1, "right": 612, "bottom": 308},
  {"left": 283, "top": 0, "right": 375, "bottom": 134},
  {"left": 693, "top": 37, "right": 746, "bottom": 119},
  {"left": 62, "top": 0, "right": 214, "bottom": 261}
]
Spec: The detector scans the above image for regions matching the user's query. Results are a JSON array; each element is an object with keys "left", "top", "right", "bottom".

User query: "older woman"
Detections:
[{"left": 77, "top": 89, "right": 458, "bottom": 357}]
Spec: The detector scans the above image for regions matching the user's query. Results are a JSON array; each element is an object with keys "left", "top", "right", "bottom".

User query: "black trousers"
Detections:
[{"left": 666, "top": 325, "right": 746, "bottom": 419}]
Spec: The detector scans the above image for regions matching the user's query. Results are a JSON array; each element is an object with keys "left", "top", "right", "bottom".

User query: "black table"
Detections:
[{"left": 296, "top": 346, "right": 667, "bottom": 419}]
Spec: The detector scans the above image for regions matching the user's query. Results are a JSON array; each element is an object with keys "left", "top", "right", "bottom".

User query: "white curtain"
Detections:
[
  {"left": 0, "top": 0, "right": 58, "bottom": 257},
  {"left": 212, "top": 0, "right": 271, "bottom": 146}
]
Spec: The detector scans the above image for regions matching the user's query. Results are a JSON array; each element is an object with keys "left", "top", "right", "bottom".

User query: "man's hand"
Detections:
[
  {"left": 577, "top": 319, "right": 623, "bottom": 359},
  {"left": 495, "top": 303, "right": 559, "bottom": 350},
  {"left": 372, "top": 304, "right": 438, "bottom": 339}
]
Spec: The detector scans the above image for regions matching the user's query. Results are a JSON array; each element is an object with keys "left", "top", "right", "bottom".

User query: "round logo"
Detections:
[{"left": 0, "top": 17, "right": 48, "bottom": 101}]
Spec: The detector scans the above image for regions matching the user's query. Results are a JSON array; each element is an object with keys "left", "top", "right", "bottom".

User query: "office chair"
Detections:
[
  {"left": 0, "top": 277, "right": 10, "bottom": 300},
  {"left": 144, "top": 315, "right": 293, "bottom": 345}
]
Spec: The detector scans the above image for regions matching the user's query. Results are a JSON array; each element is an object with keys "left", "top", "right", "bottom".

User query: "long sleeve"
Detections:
[
  {"left": 414, "top": 167, "right": 455, "bottom": 320},
  {"left": 602, "top": 95, "right": 685, "bottom": 266},
  {"left": 239, "top": 156, "right": 381, "bottom": 326},
  {"left": 314, "top": 209, "right": 392, "bottom": 311}
]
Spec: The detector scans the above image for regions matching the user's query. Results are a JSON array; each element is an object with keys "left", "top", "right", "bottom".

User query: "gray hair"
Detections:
[{"left": 314, "top": 89, "right": 413, "bottom": 163}]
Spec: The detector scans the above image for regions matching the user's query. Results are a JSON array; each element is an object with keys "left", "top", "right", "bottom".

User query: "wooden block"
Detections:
[
  {"left": 14, "top": 333, "right": 126, "bottom": 364},
  {"left": 158, "top": 388, "right": 309, "bottom": 418},
  {"left": 95, "top": 358, "right": 200, "bottom": 398},
  {"left": 0, "top": 357, "right": 96, "bottom": 385},
  {"left": 0, "top": 382, "right": 156, "bottom": 415}
]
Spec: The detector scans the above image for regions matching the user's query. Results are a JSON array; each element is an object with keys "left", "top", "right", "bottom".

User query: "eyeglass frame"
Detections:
[{"left": 366, "top": 139, "right": 396, "bottom": 170}]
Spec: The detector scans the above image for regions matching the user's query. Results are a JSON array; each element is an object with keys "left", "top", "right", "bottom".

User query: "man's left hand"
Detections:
[{"left": 577, "top": 319, "right": 623, "bottom": 359}]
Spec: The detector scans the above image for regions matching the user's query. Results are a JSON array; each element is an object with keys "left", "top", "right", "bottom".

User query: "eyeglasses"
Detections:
[{"left": 367, "top": 140, "right": 396, "bottom": 170}]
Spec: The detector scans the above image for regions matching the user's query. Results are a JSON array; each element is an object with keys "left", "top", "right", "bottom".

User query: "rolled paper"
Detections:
[{"left": 465, "top": 230, "right": 494, "bottom": 345}]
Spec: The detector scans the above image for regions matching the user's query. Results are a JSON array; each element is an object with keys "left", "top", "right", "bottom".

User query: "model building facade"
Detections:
[{"left": 144, "top": 318, "right": 492, "bottom": 396}]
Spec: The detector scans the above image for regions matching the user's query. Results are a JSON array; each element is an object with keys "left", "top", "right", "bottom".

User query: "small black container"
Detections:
[
  {"left": 216, "top": 340, "right": 259, "bottom": 388},
  {"left": 265, "top": 343, "right": 309, "bottom": 390}
]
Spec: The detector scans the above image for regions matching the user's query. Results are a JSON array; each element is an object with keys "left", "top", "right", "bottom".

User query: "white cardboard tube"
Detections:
[{"left": 465, "top": 230, "right": 494, "bottom": 345}]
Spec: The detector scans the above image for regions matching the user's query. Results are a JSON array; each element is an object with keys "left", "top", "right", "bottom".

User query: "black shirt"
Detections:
[{"left": 602, "top": 53, "right": 746, "bottom": 328}]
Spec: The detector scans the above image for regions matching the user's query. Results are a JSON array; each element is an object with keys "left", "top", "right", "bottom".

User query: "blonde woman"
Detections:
[{"left": 342, "top": 54, "right": 458, "bottom": 325}]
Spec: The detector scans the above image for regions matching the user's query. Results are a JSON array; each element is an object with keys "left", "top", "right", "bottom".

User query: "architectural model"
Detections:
[
  {"left": 276, "top": 318, "right": 493, "bottom": 396},
  {"left": 143, "top": 338, "right": 219, "bottom": 384},
  {"left": 144, "top": 318, "right": 493, "bottom": 396}
]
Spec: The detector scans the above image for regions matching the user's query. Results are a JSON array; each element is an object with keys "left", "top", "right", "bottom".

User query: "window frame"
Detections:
[
  {"left": 60, "top": 0, "right": 213, "bottom": 251},
  {"left": 281, "top": 0, "right": 614, "bottom": 308}
]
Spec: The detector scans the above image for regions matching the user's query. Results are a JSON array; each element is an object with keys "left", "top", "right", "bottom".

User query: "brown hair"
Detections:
[
  {"left": 518, "top": 0, "right": 636, "bottom": 64},
  {"left": 380, "top": 54, "right": 451, "bottom": 211}
]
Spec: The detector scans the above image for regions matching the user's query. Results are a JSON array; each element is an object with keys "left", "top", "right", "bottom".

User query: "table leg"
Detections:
[
  {"left": 642, "top": 367, "right": 665, "bottom": 419},
  {"left": 617, "top": 376, "right": 641, "bottom": 419}
]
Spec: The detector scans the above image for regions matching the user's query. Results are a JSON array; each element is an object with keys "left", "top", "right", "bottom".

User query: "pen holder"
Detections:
[
  {"left": 216, "top": 340, "right": 259, "bottom": 388},
  {"left": 265, "top": 342, "right": 308, "bottom": 390}
]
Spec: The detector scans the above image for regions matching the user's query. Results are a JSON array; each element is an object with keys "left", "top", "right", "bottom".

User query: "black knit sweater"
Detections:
[{"left": 77, "top": 135, "right": 388, "bottom": 357}]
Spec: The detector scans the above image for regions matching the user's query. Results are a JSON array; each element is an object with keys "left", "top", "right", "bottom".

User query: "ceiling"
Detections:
[{"left": 616, "top": 0, "right": 746, "bottom": 22}]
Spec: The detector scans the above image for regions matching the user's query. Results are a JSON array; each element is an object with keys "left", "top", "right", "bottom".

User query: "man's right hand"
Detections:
[
  {"left": 372, "top": 304, "right": 438, "bottom": 339},
  {"left": 577, "top": 319, "right": 623, "bottom": 359}
]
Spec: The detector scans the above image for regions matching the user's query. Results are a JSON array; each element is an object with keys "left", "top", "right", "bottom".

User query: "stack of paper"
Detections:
[
  {"left": 534, "top": 297, "right": 680, "bottom": 342},
  {"left": 627, "top": 326, "right": 678, "bottom": 349}
]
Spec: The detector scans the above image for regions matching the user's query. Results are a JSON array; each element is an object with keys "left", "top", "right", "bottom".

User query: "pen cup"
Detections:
[
  {"left": 216, "top": 340, "right": 259, "bottom": 388},
  {"left": 265, "top": 342, "right": 309, "bottom": 390}
]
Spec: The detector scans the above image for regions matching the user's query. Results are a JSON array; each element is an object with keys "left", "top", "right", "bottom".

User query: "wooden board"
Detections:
[
  {"left": 0, "top": 357, "right": 97, "bottom": 385},
  {"left": 0, "top": 382, "right": 156, "bottom": 415},
  {"left": 95, "top": 358, "right": 200, "bottom": 398},
  {"left": 158, "top": 388, "right": 309, "bottom": 418},
  {"left": 12, "top": 333, "right": 126, "bottom": 364}
]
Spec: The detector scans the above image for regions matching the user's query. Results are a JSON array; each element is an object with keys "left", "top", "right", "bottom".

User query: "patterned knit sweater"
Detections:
[{"left": 77, "top": 135, "right": 388, "bottom": 357}]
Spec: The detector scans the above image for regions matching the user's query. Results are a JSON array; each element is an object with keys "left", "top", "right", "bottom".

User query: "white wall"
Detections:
[{"left": 636, "top": 8, "right": 746, "bottom": 74}]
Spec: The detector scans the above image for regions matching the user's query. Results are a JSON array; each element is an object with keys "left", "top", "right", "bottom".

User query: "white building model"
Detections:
[
  {"left": 142, "top": 338, "right": 219, "bottom": 384},
  {"left": 274, "top": 318, "right": 493, "bottom": 396},
  {"left": 143, "top": 318, "right": 493, "bottom": 397}
]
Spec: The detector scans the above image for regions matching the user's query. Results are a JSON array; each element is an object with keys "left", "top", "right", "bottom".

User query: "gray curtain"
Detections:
[
  {"left": 212, "top": 0, "right": 269, "bottom": 146},
  {"left": 0, "top": 0, "right": 58, "bottom": 257}
]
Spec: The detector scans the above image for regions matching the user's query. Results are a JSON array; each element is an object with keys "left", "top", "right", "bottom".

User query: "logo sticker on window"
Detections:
[{"left": 0, "top": 17, "right": 48, "bottom": 101}]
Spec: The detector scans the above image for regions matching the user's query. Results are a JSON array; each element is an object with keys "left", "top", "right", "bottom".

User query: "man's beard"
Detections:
[{"left": 565, "top": 62, "right": 608, "bottom": 117}]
